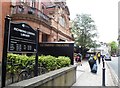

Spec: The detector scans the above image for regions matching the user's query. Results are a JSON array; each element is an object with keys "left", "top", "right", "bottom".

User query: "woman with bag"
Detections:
[
  {"left": 88, "top": 55, "right": 95, "bottom": 71},
  {"left": 91, "top": 53, "right": 98, "bottom": 73},
  {"left": 88, "top": 53, "right": 98, "bottom": 73}
]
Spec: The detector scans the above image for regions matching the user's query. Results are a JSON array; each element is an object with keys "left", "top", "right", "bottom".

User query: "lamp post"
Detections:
[
  {"left": 102, "top": 55, "right": 106, "bottom": 86},
  {"left": 80, "top": 27, "right": 87, "bottom": 59}
]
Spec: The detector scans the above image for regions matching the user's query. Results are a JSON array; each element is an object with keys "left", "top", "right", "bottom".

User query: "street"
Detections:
[
  {"left": 106, "top": 57, "right": 118, "bottom": 75},
  {"left": 106, "top": 56, "right": 119, "bottom": 85}
]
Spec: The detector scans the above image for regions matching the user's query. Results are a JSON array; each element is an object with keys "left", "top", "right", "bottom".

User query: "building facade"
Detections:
[
  {"left": 118, "top": 28, "right": 120, "bottom": 56},
  {"left": 0, "top": 0, "right": 74, "bottom": 62},
  {"left": 118, "top": 2, "right": 120, "bottom": 56}
]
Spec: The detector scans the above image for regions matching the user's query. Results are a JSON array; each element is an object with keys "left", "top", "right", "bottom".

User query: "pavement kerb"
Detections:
[{"left": 106, "top": 62, "right": 119, "bottom": 87}]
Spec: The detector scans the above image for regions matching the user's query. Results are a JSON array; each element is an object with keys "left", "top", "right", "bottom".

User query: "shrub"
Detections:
[
  {"left": 6, "top": 54, "right": 71, "bottom": 74},
  {"left": 7, "top": 53, "right": 35, "bottom": 73},
  {"left": 56, "top": 56, "right": 70, "bottom": 68},
  {"left": 39, "top": 55, "right": 57, "bottom": 71}
]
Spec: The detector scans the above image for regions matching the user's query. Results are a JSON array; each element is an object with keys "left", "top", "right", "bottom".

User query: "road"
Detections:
[{"left": 106, "top": 56, "right": 118, "bottom": 79}]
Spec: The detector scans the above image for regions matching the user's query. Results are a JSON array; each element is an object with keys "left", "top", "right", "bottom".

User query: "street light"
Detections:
[{"left": 102, "top": 55, "right": 106, "bottom": 86}]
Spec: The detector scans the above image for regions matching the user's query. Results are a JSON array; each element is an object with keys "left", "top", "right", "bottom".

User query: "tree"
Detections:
[
  {"left": 109, "top": 41, "right": 118, "bottom": 55},
  {"left": 71, "top": 14, "right": 98, "bottom": 59},
  {"left": 71, "top": 14, "right": 98, "bottom": 48}
]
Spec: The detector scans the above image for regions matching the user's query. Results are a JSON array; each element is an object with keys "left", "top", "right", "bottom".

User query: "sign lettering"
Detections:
[{"left": 8, "top": 23, "right": 37, "bottom": 53}]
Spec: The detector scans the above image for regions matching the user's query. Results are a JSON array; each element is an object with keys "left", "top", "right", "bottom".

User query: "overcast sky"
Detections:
[{"left": 66, "top": 0, "right": 119, "bottom": 43}]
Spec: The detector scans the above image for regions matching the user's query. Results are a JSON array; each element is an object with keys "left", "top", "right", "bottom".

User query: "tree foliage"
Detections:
[
  {"left": 71, "top": 14, "right": 98, "bottom": 48},
  {"left": 109, "top": 41, "right": 118, "bottom": 55}
]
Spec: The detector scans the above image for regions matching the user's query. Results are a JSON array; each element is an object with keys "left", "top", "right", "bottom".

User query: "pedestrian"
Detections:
[
  {"left": 97, "top": 52, "right": 101, "bottom": 64},
  {"left": 88, "top": 53, "right": 98, "bottom": 73},
  {"left": 75, "top": 53, "right": 82, "bottom": 66},
  {"left": 88, "top": 55, "right": 95, "bottom": 70},
  {"left": 91, "top": 53, "right": 98, "bottom": 73},
  {"left": 78, "top": 53, "right": 82, "bottom": 66}
]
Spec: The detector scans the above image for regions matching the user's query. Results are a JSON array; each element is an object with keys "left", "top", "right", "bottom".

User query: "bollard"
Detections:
[{"left": 102, "top": 59, "right": 106, "bottom": 86}]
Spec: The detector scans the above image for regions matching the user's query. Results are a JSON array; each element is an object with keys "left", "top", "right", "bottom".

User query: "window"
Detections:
[
  {"left": 42, "top": 33, "right": 48, "bottom": 42},
  {"left": 38, "top": 0, "right": 41, "bottom": 10},
  {"left": 41, "top": 5, "right": 44, "bottom": 12},
  {"left": 59, "top": 16, "right": 66, "bottom": 28},
  {"left": 18, "top": 6, "right": 24, "bottom": 13},
  {"left": 30, "top": 0, "right": 35, "bottom": 8},
  {"left": 20, "top": 0, "right": 25, "bottom": 3},
  {"left": 11, "top": 0, "right": 16, "bottom": 5}
]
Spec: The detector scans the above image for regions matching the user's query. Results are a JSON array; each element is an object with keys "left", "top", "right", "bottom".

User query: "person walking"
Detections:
[
  {"left": 75, "top": 53, "right": 82, "bottom": 66},
  {"left": 97, "top": 52, "right": 101, "bottom": 64},
  {"left": 88, "top": 55, "right": 95, "bottom": 70},
  {"left": 88, "top": 53, "right": 98, "bottom": 73},
  {"left": 92, "top": 53, "right": 98, "bottom": 73},
  {"left": 78, "top": 53, "right": 82, "bottom": 66}
]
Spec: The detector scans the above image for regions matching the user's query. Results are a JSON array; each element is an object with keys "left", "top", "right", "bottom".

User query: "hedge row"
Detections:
[{"left": 7, "top": 53, "right": 71, "bottom": 73}]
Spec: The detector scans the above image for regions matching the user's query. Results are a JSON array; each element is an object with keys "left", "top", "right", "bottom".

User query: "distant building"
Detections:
[
  {"left": 99, "top": 42, "right": 111, "bottom": 55},
  {"left": 0, "top": 0, "right": 74, "bottom": 62},
  {"left": 90, "top": 42, "right": 111, "bottom": 55}
]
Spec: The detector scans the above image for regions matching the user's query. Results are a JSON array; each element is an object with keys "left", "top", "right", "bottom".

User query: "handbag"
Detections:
[{"left": 91, "top": 63, "right": 97, "bottom": 73}]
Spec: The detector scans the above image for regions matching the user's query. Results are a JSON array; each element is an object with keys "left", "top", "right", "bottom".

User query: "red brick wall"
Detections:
[
  {"left": 0, "top": 2, "right": 11, "bottom": 62},
  {"left": 0, "top": 1, "right": 73, "bottom": 62}
]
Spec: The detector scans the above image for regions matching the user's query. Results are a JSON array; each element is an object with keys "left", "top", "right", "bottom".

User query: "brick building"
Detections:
[{"left": 0, "top": 0, "right": 74, "bottom": 62}]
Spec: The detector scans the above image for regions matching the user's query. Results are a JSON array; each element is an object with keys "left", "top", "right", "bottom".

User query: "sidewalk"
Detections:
[{"left": 72, "top": 60, "right": 117, "bottom": 87}]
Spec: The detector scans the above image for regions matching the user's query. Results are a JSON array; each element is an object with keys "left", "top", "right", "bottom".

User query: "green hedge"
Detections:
[
  {"left": 56, "top": 56, "right": 70, "bottom": 69},
  {"left": 7, "top": 53, "right": 71, "bottom": 73}
]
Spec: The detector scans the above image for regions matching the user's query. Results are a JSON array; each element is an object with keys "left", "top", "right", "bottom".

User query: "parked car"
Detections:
[{"left": 105, "top": 54, "right": 111, "bottom": 61}]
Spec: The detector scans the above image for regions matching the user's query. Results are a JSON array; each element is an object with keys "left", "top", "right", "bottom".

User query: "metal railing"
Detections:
[{"left": 11, "top": 3, "right": 51, "bottom": 25}]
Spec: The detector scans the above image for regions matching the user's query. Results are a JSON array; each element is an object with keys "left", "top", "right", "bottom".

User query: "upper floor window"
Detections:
[
  {"left": 30, "top": 0, "right": 36, "bottom": 8},
  {"left": 59, "top": 16, "right": 66, "bottom": 28},
  {"left": 41, "top": 5, "right": 44, "bottom": 13},
  {"left": 20, "top": 0, "right": 26, "bottom": 3},
  {"left": 38, "top": 0, "right": 41, "bottom": 10}
]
